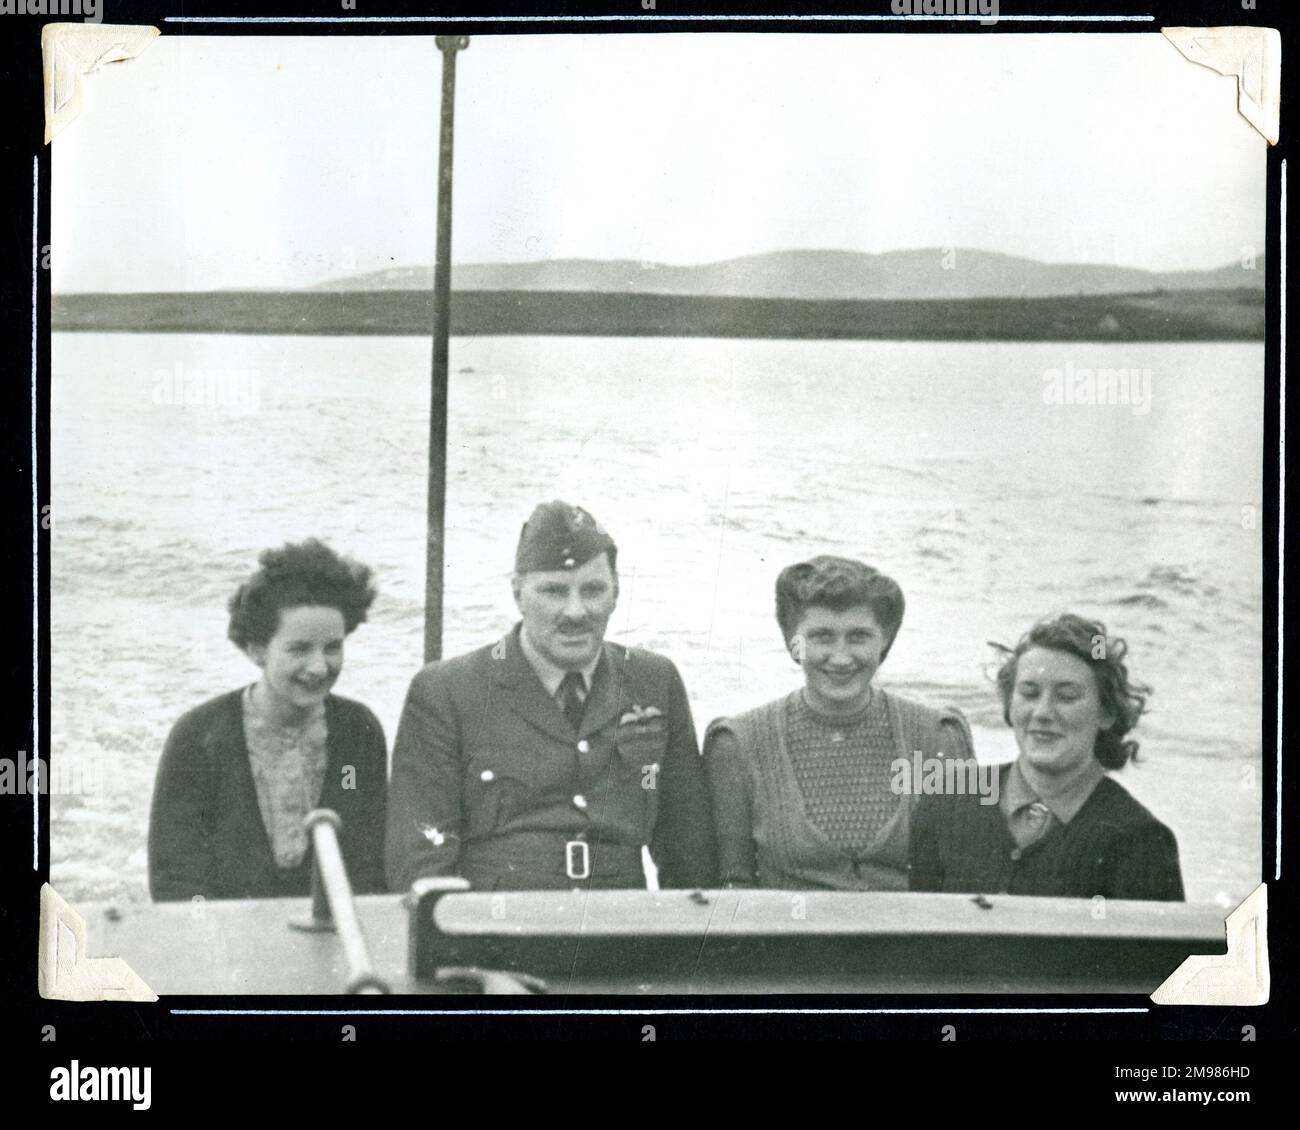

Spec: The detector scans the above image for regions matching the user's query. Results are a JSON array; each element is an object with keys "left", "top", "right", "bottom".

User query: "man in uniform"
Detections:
[{"left": 385, "top": 500, "right": 718, "bottom": 891}]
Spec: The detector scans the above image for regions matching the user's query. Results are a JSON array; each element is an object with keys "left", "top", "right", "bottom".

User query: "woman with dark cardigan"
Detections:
[
  {"left": 148, "top": 540, "right": 387, "bottom": 901},
  {"left": 704, "top": 556, "right": 973, "bottom": 890},
  {"left": 909, "top": 613, "right": 1184, "bottom": 901}
]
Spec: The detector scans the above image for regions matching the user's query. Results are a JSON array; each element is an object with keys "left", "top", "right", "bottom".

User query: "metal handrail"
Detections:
[{"left": 292, "top": 808, "right": 390, "bottom": 994}]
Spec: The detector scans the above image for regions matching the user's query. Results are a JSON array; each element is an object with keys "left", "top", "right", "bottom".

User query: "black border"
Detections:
[{"left": 3, "top": 0, "right": 1294, "bottom": 1088}]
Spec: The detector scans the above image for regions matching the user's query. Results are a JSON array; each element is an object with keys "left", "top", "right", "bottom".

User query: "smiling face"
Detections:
[
  {"left": 513, "top": 552, "right": 618, "bottom": 671},
  {"left": 246, "top": 604, "right": 346, "bottom": 719},
  {"left": 1009, "top": 646, "right": 1115, "bottom": 777},
  {"left": 791, "top": 604, "right": 888, "bottom": 717}
]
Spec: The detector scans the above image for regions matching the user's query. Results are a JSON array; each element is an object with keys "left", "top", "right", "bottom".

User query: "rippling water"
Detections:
[{"left": 50, "top": 333, "right": 1264, "bottom": 905}]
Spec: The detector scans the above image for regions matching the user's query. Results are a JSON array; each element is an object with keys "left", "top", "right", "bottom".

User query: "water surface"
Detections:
[{"left": 50, "top": 333, "right": 1264, "bottom": 905}]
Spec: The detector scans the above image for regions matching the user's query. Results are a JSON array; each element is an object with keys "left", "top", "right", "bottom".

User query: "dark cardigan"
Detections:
[
  {"left": 909, "top": 766, "right": 1185, "bottom": 901},
  {"left": 148, "top": 690, "right": 388, "bottom": 901}
]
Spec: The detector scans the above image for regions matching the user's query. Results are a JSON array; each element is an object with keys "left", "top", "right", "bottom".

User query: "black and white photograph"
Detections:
[{"left": 38, "top": 19, "right": 1273, "bottom": 1006}]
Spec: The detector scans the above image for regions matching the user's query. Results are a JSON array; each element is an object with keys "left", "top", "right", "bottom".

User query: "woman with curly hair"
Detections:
[
  {"left": 909, "top": 613, "right": 1184, "bottom": 901},
  {"left": 704, "top": 556, "right": 973, "bottom": 890},
  {"left": 148, "top": 540, "right": 387, "bottom": 901}
]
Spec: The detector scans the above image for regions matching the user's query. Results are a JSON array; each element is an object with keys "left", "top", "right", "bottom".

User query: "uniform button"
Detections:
[
  {"left": 1009, "top": 848, "right": 1022, "bottom": 861},
  {"left": 576, "top": 740, "right": 590, "bottom": 754},
  {"left": 573, "top": 794, "right": 588, "bottom": 810},
  {"left": 480, "top": 770, "right": 495, "bottom": 782}
]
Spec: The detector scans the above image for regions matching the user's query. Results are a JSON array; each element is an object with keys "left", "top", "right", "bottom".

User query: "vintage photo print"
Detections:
[{"left": 43, "top": 27, "right": 1270, "bottom": 998}]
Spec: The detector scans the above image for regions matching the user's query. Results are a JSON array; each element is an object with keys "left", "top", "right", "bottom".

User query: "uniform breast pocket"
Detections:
[
  {"left": 614, "top": 716, "right": 668, "bottom": 769},
  {"left": 615, "top": 720, "right": 668, "bottom": 840}
]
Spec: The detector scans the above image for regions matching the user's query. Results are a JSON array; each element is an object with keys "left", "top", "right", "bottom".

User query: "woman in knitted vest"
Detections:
[
  {"left": 703, "top": 556, "right": 973, "bottom": 890},
  {"left": 909, "top": 613, "right": 1184, "bottom": 901}
]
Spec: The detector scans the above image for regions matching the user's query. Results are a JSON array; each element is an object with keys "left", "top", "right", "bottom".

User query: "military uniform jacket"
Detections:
[{"left": 385, "top": 626, "right": 718, "bottom": 892}]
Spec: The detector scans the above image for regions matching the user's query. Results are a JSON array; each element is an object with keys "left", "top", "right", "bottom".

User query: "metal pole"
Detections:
[
  {"left": 295, "top": 809, "right": 390, "bottom": 994},
  {"left": 425, "top": 35, "right": 469, "bottom": 664},
  {"left": 307, "top": 848, "right": 332, "bottom": 926}
]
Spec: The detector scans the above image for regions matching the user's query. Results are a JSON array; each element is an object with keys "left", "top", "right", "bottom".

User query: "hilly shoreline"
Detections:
[
  {"left": 318, "top": 248, "right": 1264, "bottom": 302},
  {"left": 52, "top": 249, "right": 1265, "bottom": 341}
]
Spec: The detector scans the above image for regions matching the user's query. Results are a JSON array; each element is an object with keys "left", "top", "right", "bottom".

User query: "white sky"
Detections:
[{"left": 52, "top": 33, "right": 1266, "bottom": 292}]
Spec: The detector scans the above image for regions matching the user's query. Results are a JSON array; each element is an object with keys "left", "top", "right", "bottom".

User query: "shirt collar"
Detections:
[
  {"left": 1000, "top": 757, "right": 1104, "bottom": 825},
  {"left": 516, "top": 624, "right": 602, "bottom": 697},
  {"left": 242, "top": 682, "right": 326, "bottom": 734}
]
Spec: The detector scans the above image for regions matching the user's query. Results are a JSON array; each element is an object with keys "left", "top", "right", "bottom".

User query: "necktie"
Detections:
[
  {"left": 558, "top": 671, "right": 586, "bottom": 732},
  {"left": 1010, "top": 800, "right": 1054, "bottom": 849}
]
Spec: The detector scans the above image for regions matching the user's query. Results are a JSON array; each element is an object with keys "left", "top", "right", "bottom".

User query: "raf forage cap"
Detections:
[{"left": 515, "top": 500, "right": 616, "bottom": 574}]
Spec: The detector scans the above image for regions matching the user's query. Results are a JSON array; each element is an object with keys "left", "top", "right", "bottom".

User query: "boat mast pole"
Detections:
[{"left": 425, "top": 35, "right": 469, "bottom": 664}]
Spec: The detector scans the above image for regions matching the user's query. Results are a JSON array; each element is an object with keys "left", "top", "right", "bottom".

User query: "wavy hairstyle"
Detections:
[
  {"left": 775, "top": 555, "right": 906, "bottom": 661},
  {"left": 227, "top": 539, "right": 377, "bottom": 650},
  {"left": 993, "top": 613, "right": 1151, "bottom": 769}
]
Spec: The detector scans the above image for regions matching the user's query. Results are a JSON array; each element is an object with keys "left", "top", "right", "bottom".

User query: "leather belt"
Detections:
[{"left": 461, "top": 833, "right": 643, "bottom": 889}]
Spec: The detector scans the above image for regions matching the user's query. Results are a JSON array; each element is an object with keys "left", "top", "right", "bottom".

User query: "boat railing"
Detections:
[{"left": 289, "top": 809, "right": 390, "bottom": 994}]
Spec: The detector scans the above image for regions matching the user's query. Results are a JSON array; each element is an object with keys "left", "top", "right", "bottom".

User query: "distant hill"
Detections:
[{"left": 311, "top": 249, "right": 1265, "bottom": 301}]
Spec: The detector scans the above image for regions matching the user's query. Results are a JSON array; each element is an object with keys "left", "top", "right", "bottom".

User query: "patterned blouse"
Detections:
[{"left": 241, "top": 686, "right": 329, "bottom": 869}]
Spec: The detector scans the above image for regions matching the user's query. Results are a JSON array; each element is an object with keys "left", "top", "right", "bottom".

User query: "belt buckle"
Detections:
[{"left": 565, "top": 840, "right": 591, "bottom": 881}]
